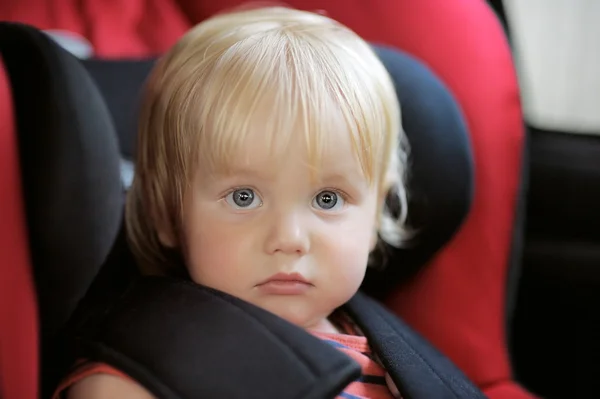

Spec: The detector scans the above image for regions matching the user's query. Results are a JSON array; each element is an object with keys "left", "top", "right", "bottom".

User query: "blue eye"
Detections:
[
  {"left": 225, "top": 188, "right": 262, "bottom": 209},
  {"left": 312, "top": 190, "right": 344, "bottom": 211}
]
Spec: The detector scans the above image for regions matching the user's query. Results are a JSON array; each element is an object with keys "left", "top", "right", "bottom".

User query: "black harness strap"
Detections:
[
  {"left": 344, "top": 293, "right": 486, "bottom": 399},
  {"left": 74, "top": 277, "right": 360, "bottom": 399}
]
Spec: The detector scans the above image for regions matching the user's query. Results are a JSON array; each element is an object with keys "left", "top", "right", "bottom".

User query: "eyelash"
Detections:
[
  {"left": 316, "top": 188, "right": 350, "bottom": 202},
  {"left": 219, "top": 187, "right": 350, "bottom": 205},
  {"left": 221, "top": 186, "right": 257, "bottom": 198}
]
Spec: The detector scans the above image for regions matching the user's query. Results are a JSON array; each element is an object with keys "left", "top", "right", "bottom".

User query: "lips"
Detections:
[
  {"left": 258, "top": 272, "right": 311, "bottom": 285},
  {"left": 256, "top": 272, "right": 313, "bottom": 295}
]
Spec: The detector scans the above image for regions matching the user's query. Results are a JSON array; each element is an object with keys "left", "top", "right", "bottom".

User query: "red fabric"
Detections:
[
  {"left": 0, "top": 58, "right": 39, "bottom": 399},
  {"left": 0, "top": 0, "right": 189, "bottom": 58},
  {"left": 0, "top": 0, "right": 531, "bottom": 397}
]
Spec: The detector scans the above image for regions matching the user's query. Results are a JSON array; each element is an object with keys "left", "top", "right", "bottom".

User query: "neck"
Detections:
[{"left": 306, "top": 317, "right": 343, "bottom": 334}]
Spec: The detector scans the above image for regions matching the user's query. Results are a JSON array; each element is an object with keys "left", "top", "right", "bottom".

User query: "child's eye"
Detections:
[
  {"left": 225, "top": 188, "right": 262, "bottom": 210},
  {"left": 312, "top": 190, "right": 345, "bottom": 212}
]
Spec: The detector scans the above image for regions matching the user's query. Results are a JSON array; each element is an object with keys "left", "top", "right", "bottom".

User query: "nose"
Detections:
[{"left": 264, "top": 210, "right": 310, "bottom": 256}]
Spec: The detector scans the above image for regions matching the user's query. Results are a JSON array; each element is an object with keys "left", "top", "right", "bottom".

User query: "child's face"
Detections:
[{"left": 177, "top": 121, "right": 379, "bottom": 331}]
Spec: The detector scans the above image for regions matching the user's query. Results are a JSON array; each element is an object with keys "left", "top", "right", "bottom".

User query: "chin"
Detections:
[
  {"left": 258, "top": 301, "right": 330, "bottom": 330},
  {"left": 268, "top": 307, "right": 308, "bottom": 326}
]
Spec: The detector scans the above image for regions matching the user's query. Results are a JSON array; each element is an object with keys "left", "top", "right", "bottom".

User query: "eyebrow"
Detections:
[
  {"left": 209, "top": 165, "right": 369, "bottom": 189},
  {"left": 210, "top": 166, "right": 278, "bottom": 182},
  {"left": 315, "top": 171, "right": 370, "bottom": 190}
]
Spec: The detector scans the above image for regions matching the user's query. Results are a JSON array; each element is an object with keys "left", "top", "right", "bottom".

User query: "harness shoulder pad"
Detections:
[{"left": 75, "top": 277, "right": 360, "bottom": 399}]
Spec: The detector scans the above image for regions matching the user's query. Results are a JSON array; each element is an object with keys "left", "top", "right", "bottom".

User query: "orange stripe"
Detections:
[
  {"left": 311, "top": 332, "right": 371, "bottom": 353},
  {"left": 52, "top": 362, "right": 130, "bottom": 399},
  {"left": 345, "top": 380, "right": 396, "bottom": 399},
  {"left": 312, "top": 330, "right": 394, "bottom": 398},
  {"left": 334, "top": 382, "right": 395, "bottom": 399}
]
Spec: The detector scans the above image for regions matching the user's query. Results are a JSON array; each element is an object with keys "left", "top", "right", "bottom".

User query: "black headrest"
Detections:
[
  {"left": 0, "top": 21, "right": 123, "bottom": 379},
  {"left": 82, "top": 59, "right": 155, "bottom": 160},
  {"left": 82, "top": 46, "right": 473, "bottom": 296},
  {"left": 364, "top": 47, "right": 474, "bottom": 295}
]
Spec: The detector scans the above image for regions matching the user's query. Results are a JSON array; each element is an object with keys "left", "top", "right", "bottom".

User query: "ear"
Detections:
[
  {"left": 153, "top": 206, "right": 178, "bottom": 248},
  {"left": 371, "top": 189, "right": 388, "bottom": 252},
  {"left": 370, "top": 230, "right": 379, "bottom": 252},
  {"left": 157, "top": 227, "right": 177, "bottom": 248}
]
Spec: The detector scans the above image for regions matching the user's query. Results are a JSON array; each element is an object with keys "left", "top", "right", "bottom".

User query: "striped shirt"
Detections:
[{"left": 311, "top": 312, "right": 397, "bottom": 399}]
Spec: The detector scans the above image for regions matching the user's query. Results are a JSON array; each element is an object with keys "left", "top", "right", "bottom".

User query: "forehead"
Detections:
[
  {"left": 222, "top": 111, "right": 365, "bottom": 180},
  {"left": 187, "top": 41, "right": 386, "bottom": 185}
]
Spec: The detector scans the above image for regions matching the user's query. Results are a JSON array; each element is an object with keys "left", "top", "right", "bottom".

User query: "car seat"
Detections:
[
  {"left": 0, "top": 20, "right": 481, "bottom": 398},
  {"left": 0, "top": 1, "right": 529, "bottom": 397}
]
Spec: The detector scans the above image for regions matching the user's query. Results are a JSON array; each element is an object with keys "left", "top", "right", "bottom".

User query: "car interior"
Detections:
[{"left": 0, "top": 1, "right": 597, "bottom": 398}]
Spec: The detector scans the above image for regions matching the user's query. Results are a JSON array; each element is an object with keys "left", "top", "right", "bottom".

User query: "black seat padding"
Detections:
[
  {"left": 0, "top": 22, "right": 123, "bottom": 396},
  {"left": 82, "top": 59, "right": 155, "bottom": 160}
]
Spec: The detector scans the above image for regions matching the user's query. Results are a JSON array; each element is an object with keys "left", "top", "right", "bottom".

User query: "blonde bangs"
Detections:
[{"left": 181, "top": 21, "right": 398, "bottom": 184}]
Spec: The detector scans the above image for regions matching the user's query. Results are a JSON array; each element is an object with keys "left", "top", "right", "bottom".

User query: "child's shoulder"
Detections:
[
  {"left": 55, "top": 362, "right": 153, "bottom": 399},
  {"left": 68, "top": 373, "right": 153, "bottom": 399}
]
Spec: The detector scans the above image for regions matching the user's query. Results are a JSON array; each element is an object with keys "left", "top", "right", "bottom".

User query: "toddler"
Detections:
[{"left": 56, "top": 6, "right": 470, "bottom": 399}]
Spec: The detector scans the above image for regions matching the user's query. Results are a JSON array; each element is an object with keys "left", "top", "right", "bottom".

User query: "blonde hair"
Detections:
[{"left": 126, "top": 6, "right": 410, "bottom": 275}]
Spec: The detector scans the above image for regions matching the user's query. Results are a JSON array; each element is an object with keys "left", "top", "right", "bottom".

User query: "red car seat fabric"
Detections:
[
  {"left": 0, "top": 56, "right": 39, "bottom": 399},
  {"left": 0, "top": 0, "right": 189, "bottom": 58}
]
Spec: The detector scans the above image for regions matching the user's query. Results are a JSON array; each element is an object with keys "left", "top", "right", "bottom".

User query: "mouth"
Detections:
[
  {"left": 258, "top": 272, "right": 311, "bottom": 285},
  {"left": 256, "top": 272, "right": 313, "bottom": 295}
]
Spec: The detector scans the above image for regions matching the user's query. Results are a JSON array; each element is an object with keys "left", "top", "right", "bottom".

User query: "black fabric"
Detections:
[
  {"left": 52, "top": 222, "right": 140, "bottom": 394},
  {"left": 82, "top": 46, "right": 474, "bottom": 294},
  {"left": 0, "top": 22, "right": 123, "bottom": 395},
  {"left": 344, "top": 293, "right": 486, "bottom": 399},
  {"left": 82, "top": 59, "right": 155, "bottom": 160},
  {"left": 525, "top": 128, "right": 600, "bottom": 241},
  {"left": 74, "top": 277, "right": 361, "bottom": 399},
  {"left": 74, "top": 280, "right": 485, "bottom": 399},
  {"left": 512, "top": 127, "right": 600, "bottom": 398},
  {"left": 486, "top": 0, "right": 511, "bottom": 40}
]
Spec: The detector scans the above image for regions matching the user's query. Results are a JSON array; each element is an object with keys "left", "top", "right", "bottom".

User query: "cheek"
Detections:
[
  {"left": 315, "top": 226, "right": 371, "bottom": 306},
  {"left": 330, "top": 226, "right": 372, "bottom": 271},
  {"left": 182, "top": 208, "right": 254, "bottom": 287},
  {"left": 318, "top": 207, "right": 377, "bottom": 285}
]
